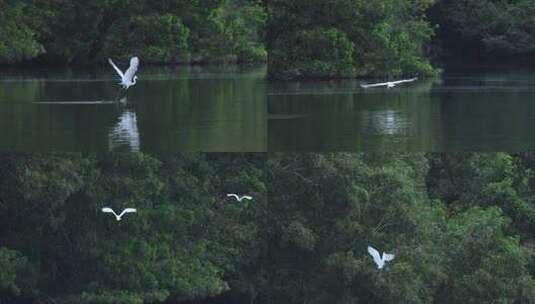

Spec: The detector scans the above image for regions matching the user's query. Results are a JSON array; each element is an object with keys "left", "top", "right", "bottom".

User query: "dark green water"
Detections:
[
  {"left": 3, "top": 64, "right": 535, "bottom": 151},
  {"left": 0, "top": 65, "right": 267, "bottom": 152},
  {"left": 269, "top": 66, "right": 535, "bottom": 151}
]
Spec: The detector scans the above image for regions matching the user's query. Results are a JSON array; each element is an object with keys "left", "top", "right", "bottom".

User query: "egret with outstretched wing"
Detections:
[
  {"left": 227, "top": 194, "right": 253, "bottom": 202},
  {"left": 101, "top": 207, "right": 137, "bottom": 221},
  {"left": 361, "top": 77, "right": 417, "bottom": 89},
  {"left": 368, "top": 246, "right": 395, "bottom": 269},
  {"left": 108, "top": 57, "right": 139, "bottom": 90}
]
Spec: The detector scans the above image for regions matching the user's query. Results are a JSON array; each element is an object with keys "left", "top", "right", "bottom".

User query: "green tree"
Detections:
[
  {"left": 436, "top": 0, "right": 535, "bottom": 57},
  {"left": 0, "top": 247, "right": 33, "bottom": 298},
  {"left": 264, "top": 153, "right": 445, "bottom": 303},
  {"left": 439, "top": 207, "right": 535, "bottom": 303},
  {"left": 0, "top": 1, "right": 42, "bottom": 63},
  {"left": 266, "top": 0, "right": 436, "bottom": 79},
  {"left": 0, "top": 153, "right": 267, "bottom": 304},
  {"left": 13, "top": 0, "right": 267, "bottom": 64}
]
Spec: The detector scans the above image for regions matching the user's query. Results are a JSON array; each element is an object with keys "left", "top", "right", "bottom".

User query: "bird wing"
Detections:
[
  {"left": 102, "top": 207, "right": 119, "bottom": 218},
  {"left": 361, "top": 82, "right": 389, "bottom": 88},
  {"left": 368, "top": 246, "right": 382, "bottom": 266},
  {"left": 383, "top": 252, "right": 395, "bottom": 261},
  {"left": 123, "top": 57, "right": 139, "bottom": 82},
  {"left": 392, "top": 77, "right": 417, "bottom": 85},
  {"left": 108, "top": 58, "right": 124, "bottom": 78},
  {"left": 243, "top": 195, "right": 253, "bottom": 200},
  {"left": 118, "top": 208, "right": 137, "bottom": 217},
  {"left": 227, "top": 194, "right": 239, "bottom": 199}
]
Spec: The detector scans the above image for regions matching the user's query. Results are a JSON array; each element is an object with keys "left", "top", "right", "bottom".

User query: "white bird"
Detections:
[
  {"left": 367, "top": 246, "right": 395, "bottom": 269},
  {"left": 101, "top": 207, "right": 137, "bottom": 221},
  {"left": 360, "top": 77, "right": 417, "bottom": 89},
  {"left": 108, "top": 57, "right": 139, "bottom": 90},
  {"left": 226, "top": 194, "right": 253, "bottom": 202}
]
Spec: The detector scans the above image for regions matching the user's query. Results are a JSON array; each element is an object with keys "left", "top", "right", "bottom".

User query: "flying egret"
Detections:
[
  {"left": 226, "top": 194, "right": 253, "bottom": 202},
  {"left": 367, "top": 246, "right": 395, "bottom": 269},
  {"left": 360, "top": 77, "right": 417, "bottom": 89},
  {"left": 101, "top": 207, "right": 137, "bottom": 221},
  {"left": 108, "top": 57, "right": 139, "bottom": 90}
]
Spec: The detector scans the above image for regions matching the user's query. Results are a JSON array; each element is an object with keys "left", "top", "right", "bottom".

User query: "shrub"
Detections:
[
  {"left": 102, "top": 14, "right": 190, "bottom": 63},
  {"left": 269, "top": 27, "right": 356, "bottom": 79}
]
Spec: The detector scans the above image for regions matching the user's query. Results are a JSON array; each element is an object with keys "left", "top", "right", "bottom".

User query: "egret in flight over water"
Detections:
[
  {"left": 108, "top": 56, "right": 139, "bottom": 90},
  {"left": 368, "top": 246, "right": 395, "bottom": 269},
  {"left": 360, "top": 77, "right": 417, "bottom": 89},
  {"left": 101, "top": 207, "right": 137, "bottom": 221}
]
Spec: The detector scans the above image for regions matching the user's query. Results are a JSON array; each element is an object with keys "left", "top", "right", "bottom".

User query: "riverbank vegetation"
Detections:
[
  {"left": 3, "top": 1, "right": 535, "bottom": 78},
  {"left": 0, "top": 0, "right": 267, "bottom": 65},
  {"left": 1, "top": 153, "right": 535, "bottom": 303}
]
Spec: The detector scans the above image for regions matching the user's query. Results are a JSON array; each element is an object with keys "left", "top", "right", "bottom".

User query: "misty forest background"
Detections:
[
  {"left": 1, "top": 153, "right": 535, "bottom": 303},
  {"left": 3, "top": 0, "right": 535, "bottom": 79}
]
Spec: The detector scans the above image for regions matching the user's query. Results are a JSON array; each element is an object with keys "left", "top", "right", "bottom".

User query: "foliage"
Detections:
[
  {"left": 2, "top": 152, "right": 535, "bottom": 303},
  {"left": 0, "top": 1, "right": 42, "bottom": 63},
  {"left": 0, "top": 0, "right": 267, "bottom": 64},
  {"left": 0, "top": 153, "right": 266, "bottom": 303},
  {"left": 262, "top": 153, "right": 535, "bottom": 303},
  {"left": 266, "top": 0, "right": 436, "bottom": 79},
  {"left": 268, "top": 28, "right": 356, "bottom": 79},
  {"left": 102, "top": 14, "right": 190, "bottom": 63},
  {"left": 441, "top": 207, "right": 535, "bottom": 303},
  {"left": 0, "top": 247, "right": 32, "bottom": 297},
  {"left": 4, "top": 0, "right": 535, "bottom": 74},
  {"left": 426, "top": 153, "right": 535, "bottom": 237},
  {"left": 436, "top": 0, "right": 535, "bottom": 57}
]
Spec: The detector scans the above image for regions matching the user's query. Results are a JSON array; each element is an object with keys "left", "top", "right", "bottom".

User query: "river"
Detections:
[{"left": 2, "top": 64, "right": 535, "bottom": 151}]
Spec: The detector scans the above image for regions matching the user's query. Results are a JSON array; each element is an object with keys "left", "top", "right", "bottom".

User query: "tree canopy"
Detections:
[
  {"left": 3, "top": 1, "right": 535, "bottom": 77},
  {"left": 0, "top": 0, "right": 267, "bottom": 65},
  {"left": 434, "top": 0, "right": 535, "bottom": 59},
  {"left": 266, "top": 0, "right": 436, "bottom": 79},
  {"left": 1, "top": 152, "right": 535, "bottom": 303}
]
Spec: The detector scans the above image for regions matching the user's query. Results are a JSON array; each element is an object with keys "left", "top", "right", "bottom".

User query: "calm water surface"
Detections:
[
  {"left": 2, "top": 64, "right": 535, "bottom": 151},
  {"left": 0, "top": 65, "right": 267, "bottom": 152},
  {"left": 269, "top": 65, "right": 535, "bottom": 151}
]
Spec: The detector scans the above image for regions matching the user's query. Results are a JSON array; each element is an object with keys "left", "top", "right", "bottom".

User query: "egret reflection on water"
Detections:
[
  {"left": 34, "top": 100, "right": 116, "bottom": 105},
  {"left": 108, "top": 102, "right": 140, "bottom": 151},
  {"left": 361, "top": 110, "right": 409, "bottom": 136}
]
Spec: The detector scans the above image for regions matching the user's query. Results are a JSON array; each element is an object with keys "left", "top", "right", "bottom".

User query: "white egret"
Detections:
[
  {"left": 360, "top": 77, "right": 417, "bottom": 89},
  {"left": 367, "top": 246, "right": 395, "bottom": 269},
  {"left": 108, "top": 57, "right": 139, "bottom": 90},
  {"left": 101, "top": 207, "right": 137, "bottom": 221},
  {"left": 226, "top": 194, "right": 253, "bottom": 202}
]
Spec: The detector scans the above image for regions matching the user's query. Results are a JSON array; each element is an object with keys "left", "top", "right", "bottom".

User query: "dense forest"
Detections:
[
  {"left": 2, "top": 0, "right": 535, "bottom": 78},
  {"left": 0, "top": 0, "right": 267, "bottom": 65},
  {"left": 2, "top": 152, "right": 535, "bottom": 303},
  {"left": 0, "top": 153, "right": 268, "bottom": 304}
]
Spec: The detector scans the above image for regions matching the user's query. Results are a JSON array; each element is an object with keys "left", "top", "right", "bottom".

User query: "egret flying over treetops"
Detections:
[
  {"left": 108, "top": 56, "right": 139, "bottom": 90},
  {"left": 101, "top": 207, "right": 137, "bottom": 221},
  {"left": 367, "top": 246, "right": 395, "bottom": 269},
  {"left": 360, "top": 77, "right": 418, "bottom": 89},
  {"left": 226, "top": 194, "right": 253, "bottom": 202}
]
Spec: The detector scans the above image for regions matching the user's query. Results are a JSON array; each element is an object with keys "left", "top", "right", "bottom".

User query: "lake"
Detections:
[
  {"left": 0, "top": 65, "right": 267, "bottom": 152},
  {"left": 2, "top": 64, "right": 535, "bottom": 152},
  {"left": 269, "top": 65, "right": 535, "bottom": 151}
]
